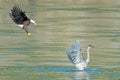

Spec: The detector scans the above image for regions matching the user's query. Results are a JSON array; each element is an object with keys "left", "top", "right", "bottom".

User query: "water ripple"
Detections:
[{"left": 13, "top": 66, "right": 103, "bottom": 73}]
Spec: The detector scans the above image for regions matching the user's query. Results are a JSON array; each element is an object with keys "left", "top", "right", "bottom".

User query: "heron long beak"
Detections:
[
  {"left": 91, "top": 45, "right": 94, "bottom": 48},
  {"left": 88, "top": 45, "right": 94, "bottom": 48}
]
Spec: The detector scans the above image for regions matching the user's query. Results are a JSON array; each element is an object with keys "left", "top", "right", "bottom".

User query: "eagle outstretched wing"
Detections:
[{"left": 9, "top": 4, "right": 29, "bottom": 24}]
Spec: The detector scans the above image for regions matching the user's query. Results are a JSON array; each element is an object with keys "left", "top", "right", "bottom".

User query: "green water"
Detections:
[{"left": 0, "top": 0, "right": 120, "bottom": 80}]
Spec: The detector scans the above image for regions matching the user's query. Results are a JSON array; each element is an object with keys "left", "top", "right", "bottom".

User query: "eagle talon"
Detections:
[{"left": 27, "top": 32, "right": 31, "bottom": 36}]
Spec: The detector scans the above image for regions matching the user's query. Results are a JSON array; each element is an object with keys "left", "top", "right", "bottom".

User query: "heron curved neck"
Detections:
[{"left": 86, "top": 47, "right": 90, "bottom": 63}]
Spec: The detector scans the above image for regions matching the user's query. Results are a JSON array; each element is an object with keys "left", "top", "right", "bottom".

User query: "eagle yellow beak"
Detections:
[
  {"left": 27, "top": 32, "right": 31, "bottom": 36},
  {"left": 34, "top": 22, "right": 37, "bottom": 26}
]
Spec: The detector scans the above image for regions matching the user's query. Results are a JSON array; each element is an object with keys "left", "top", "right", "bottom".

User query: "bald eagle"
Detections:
[{"left": 9, "top": 4, "right": 37, "bottom": 36}]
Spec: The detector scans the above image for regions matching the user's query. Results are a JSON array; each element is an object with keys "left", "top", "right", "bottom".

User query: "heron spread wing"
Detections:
[
  {"left": 71, "top": 40, "right": 81, "bottom": 51},
  {"left": 9, "top": 4, "right": 29, "bottom": 24},
  {"left": 66, "top": 40, "right": 84, "bottom": 64}
]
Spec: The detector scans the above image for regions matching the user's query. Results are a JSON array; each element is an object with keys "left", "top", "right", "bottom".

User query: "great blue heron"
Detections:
[
  {"left": 9, "top": 4, "right": 37, "bottom": 36},
  {"left": 66, "top": 40, "right": 93, "bottom": 70}
]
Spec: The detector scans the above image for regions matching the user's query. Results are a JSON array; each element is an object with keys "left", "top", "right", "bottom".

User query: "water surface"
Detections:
[{"left": 0, "top": 0, "right": 120, "bottom": 80}]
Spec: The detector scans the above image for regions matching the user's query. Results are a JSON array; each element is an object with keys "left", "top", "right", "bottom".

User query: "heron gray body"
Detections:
[{"left": 66, "top": 40, "right": 92, "bottom": 70}]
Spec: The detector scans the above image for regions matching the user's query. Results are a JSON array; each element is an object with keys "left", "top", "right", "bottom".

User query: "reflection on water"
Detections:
[
  {"left": 73, "top": 71, "right": 90, "bottom": 80},
  {"left": 0, "top": 0, "right": 120, "bottom": 80}
]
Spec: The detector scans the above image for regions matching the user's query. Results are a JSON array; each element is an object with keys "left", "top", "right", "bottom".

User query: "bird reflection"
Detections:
[{"left": 72, "top": 71, "right": 90, "bottom": 80}]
